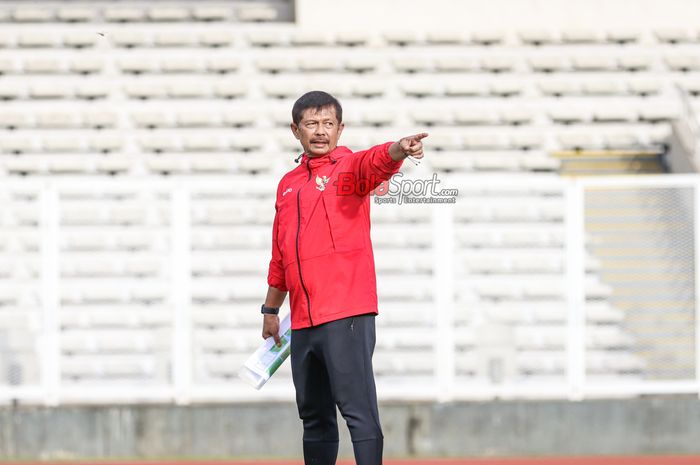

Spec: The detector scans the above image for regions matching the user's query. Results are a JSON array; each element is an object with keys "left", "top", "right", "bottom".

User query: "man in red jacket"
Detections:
[{"left": 260, "top": 91, "right": 427, "bottom": 465}]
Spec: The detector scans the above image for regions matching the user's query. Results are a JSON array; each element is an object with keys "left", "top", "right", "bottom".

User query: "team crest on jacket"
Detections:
[{"left": 316, "top": 175, "right": 330, "bottom": 191}]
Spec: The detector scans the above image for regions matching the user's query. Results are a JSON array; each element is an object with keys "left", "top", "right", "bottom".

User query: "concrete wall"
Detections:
[
  {"left": 1, "top": 397, "right": 700, "bottom": 460},
  {"left": 297, "top": 0, "right": 700, "bottom": 30}
]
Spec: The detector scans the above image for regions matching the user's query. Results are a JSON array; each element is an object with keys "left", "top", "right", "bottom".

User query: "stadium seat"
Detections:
[
  {"left": 193, "top": 6, "right": 231, "bottom": 22},
  {"left": 572, "top": 56, "right": 616, "bottom": 71},
  {"left": 435, "top": 56, "right": 476, "bottom": 72},
  {"left": 490, "top": 81, "right": 523, "bottom": 97},
  {"left": 222, "top": 110, "right": 257, "bottom": 127},
  {"left": 124, "top": 81, "right": 166, "bottom": 100},
  {"left": 237, "top": 5, "right": 278, "bottom": 22},
  {"left": 426, "top": 30, "right": 464, "bottom": 44},
  {"left": 214, "top": 81, "right": 248, "bottom": 99},
  {"left": 0, "top": 112, "right": 30, "bottom": 129},
  {"left": 500, "top": 108, "right": 533, "bottom": 125},
  {"left": 605, "top": 29, "right": 640, "bottom": 44},
  {"left": 383, "top": 30, "right": 419, "bottom": 47},
  {"left": 256, "top": 56, "right": 296, "bottom": 73},
  {"left": 206, "top": 57, "right": 239, "bottom": 73},
  {"left": 0, "top": 137, "right": 36, "bottom": 154},
  {"left": 538, "top": 80, "right": 579, "bottom": 96},
  {"left": 335, "top": 31, "right": 369, "bottom": 47},
  {"left": 90, "top": 136, "right": 125, "bottom": 153},
  {"left": 627, "top": 79, "right": 662, "bottom": 96},
  {"left": 148, "top": 6, "right": 190, "bottom": 22},
  {"left": 592, "top": 107, "right": 637, "bottom": 123},
  {"left": 112, "top": 31, "right": 149, "bottom": 48},
  {"left": 291, "top": 30, "right": 330, "bottom": 46},
  {"left": 410, "top": 107, "right": 452, "bottom": 126},
  {"left": 470, "top": 30, "right": 504, "bottom": 45},
  {"left": 401, "top": 81, "right": 440, "bottom": 98},
  {"left": 13, "top": 7, "right": 52, "bottom": 22},
  {"left": 444, "top": 81, "right": 488, "bottom": 96},
  {"left": 105, "top": 7, "right": 146, "bottom": 22},
  {"left": 298, "top": 56, "right": 338, "bottom": 72},
  {"left": 392, "top": 57, "right": 431, "bottom": 73},
  {"left": 480, "top": 56, "right": 515, "bottom": 73},
  {"left": 70, "top": 57, "right": 104, "bottom": 74},
  {"left": 352, "top": 81, "right": 386, "bottom": 98},
  {"left": 654, "top": 28, "right": 693, "bottom": 43},
  {"left": 176, "top": 112, "right": 219, "bottom": 127},
  {"left": 161, "top": 57, "right": 201, "bottom": 73},
  {"left": 582, "top": 80, "right": 625, "bottom": 96},
  {"left": 154, "top": 31, "right": 195, "bottom": 47},
  {"left": 23, "top": 58, "right": 62, "bottom": 74},
  {"left": 183, "top": 135, "right": 223, "bottom": 152},
  {"left": 618, "top": 56, "right": 652, "bottom": 72},
  {"left": 518, "top": 30, "right": 556, "bottom": 45},
  {"left": 527, "top": 56, "right": 568, "bottom": 73},
  {"left": 76, "top": 82, "right": 110, "bottom": 100},
  {"left": 199, "top": 30, "right": 233, "bottom": 47},
  {"left": 0, "top": 82, "right": 25, "bottom": 100},
  {"left": 548, "top": 107, "right": 588, "bottom": 124},
  {"left": 561, "top": 29, "right": 600, "bottom": 43},
  {"left": 454, "top": 108, "right": 498, "bottom": 125},
  {"left": 167, "top": 81, "right": 209, "bottom": 98},
  {"left": 62, "top": 32, "right": 99, "bottom": 49},
  {"left": 57, "top": 6, "right": 96, "bottom": 22},
  {"left": 510, "top": 133, "right": 544, "bottom": 150},
  {"left": 664, "top": 55, "right": 700, "bottom": 71},
  {"left": 247, "top": 30, "right": 287, "bottom": 47}
]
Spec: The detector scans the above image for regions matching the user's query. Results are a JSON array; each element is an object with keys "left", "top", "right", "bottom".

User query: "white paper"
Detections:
[{"left": 238, "top": 312, "right": 292, "bottom": 389}]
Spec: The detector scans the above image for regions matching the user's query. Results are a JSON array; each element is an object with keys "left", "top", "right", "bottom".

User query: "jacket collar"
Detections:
[{"left": 297, "top": 146, "right": 352, "bottom": 169}]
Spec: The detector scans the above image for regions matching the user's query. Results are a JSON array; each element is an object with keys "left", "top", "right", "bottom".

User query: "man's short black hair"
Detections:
[{"left": 292, "top": 90, "right": 343, "bottom": 125}]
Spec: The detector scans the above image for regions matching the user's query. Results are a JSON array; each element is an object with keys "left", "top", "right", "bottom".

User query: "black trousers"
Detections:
[{"left": 291, "top": 313, "right": 383, "bottom": 465}]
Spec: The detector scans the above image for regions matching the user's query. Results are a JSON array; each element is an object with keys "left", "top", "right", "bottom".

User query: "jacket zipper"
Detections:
[{"left": 296, "top": 159, "right": 313, "bottom": 326}]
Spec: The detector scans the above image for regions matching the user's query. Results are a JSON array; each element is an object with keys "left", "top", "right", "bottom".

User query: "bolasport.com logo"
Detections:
[{"left": 333, "top": 172, "right": 458, "bottom": 205}]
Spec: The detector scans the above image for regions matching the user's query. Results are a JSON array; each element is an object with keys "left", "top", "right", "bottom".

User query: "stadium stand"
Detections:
[{"left": 0, "top": 0, "right": 696, "bottom": 400}]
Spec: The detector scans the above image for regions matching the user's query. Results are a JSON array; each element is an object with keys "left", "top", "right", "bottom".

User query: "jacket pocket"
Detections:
[{"left": 321, "top": 190, "right": 365, "bottom": 252}]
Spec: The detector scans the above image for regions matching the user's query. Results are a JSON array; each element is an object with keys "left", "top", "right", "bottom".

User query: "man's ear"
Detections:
[
  {"left": 338, "top": 122, "right": 345, "bottom": 138},
  {"left": 290, "top": 123, "right": 300, "bottom": 140}
]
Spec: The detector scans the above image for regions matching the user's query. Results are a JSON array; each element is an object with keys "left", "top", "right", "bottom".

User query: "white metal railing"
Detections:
[
  {"left": 674, "top": 83, "right": 700, "bottom": 166},
  {"left": 0, "top": 174, "right": 698, "bottom": 405}
]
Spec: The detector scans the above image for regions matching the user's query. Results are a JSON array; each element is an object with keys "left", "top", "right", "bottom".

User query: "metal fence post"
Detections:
[
  {"left": 171, "top": 184, "right": 192, "bottom": 404},
  {"left": 694, "top": 180, "right": 700, "bottom": 398},
  {"left": 39, "top": 183, "right": 60, "bottom": 406},
  {"left": 565, "top": 179, "right": 586, "bottom": 400},
  {"left": 433, "top": 203, "right": 456, "bottom": 402}
]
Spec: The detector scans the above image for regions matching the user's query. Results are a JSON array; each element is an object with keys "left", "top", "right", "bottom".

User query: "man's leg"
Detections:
[
  {"left": 291, "top": 327, "right": 339, "bottom": 465},
  {"left": 320, "top": 314, "right": 383, "bottom": 465}
]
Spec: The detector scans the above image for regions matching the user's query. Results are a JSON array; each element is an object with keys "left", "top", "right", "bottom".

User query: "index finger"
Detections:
[{"left": 411, "top": 132, "right": 429, "bottom": 141}]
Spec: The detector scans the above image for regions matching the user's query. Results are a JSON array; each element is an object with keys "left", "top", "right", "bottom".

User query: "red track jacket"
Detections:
[{"left": 267, "top": 142, "right": 403, "bottom": 329}]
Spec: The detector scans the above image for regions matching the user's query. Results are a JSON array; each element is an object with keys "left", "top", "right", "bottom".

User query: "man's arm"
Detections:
[
  {"left": 388, "top": 133, "right": 428, "bottom": 162},
  {"left": 262, "top": 285, "right": 287, "bottom": 347},
  {"left": 349, "top": 133, "right": 429, "bottom": 194},
  {"left": 262, "top": 198, "right": 288, "bottom": 346}
]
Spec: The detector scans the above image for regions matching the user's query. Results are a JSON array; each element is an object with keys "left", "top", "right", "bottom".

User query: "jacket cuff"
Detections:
[
  {"left": 375, "top": 141, "right": 403, "bottom": 176},
  {"left": 267, "top": 265, "right": 288, "bottom": 292}
]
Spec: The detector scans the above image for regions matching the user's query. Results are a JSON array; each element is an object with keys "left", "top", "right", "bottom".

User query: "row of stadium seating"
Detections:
[
  {"left": 3, "top": 54, "right": 700, "bottom": 73},
  {"left": 3, "top": 26, "right": 700, "bottom": 46},
  {"left": 0, "top": 4, "right": 287, "bottom": 24},
  {"left": 0, "top": 80, "right": 695, "bottom": 100},
  {"left": 0, "top": 106, "right": 679, "bottom": 129}
]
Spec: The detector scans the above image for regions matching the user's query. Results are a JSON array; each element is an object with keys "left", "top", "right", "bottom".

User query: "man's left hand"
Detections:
[{"left": 389, "top": 132, "right": 429, "bottom": 161}]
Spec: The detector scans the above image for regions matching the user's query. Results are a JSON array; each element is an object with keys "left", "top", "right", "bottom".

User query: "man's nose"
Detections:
[{"left": 314, "top": 125, "right": 327, "bottom": 136}]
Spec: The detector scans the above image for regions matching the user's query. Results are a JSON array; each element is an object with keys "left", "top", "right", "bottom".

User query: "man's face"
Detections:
[{"left": 291, "top": 105, "right": 344, "bottom": 157}]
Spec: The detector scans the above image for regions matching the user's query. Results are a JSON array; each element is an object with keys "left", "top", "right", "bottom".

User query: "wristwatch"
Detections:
[{"left": 261, "top": 304, "right": 280, "bottom": 315}]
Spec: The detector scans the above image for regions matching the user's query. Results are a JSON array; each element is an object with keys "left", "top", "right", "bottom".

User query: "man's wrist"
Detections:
[
  {"left": 261, "top": 304, "right": 280, "bottom": 315},
  {"left": 388, "top": 141, "right": 407, "bottom": 162}
]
